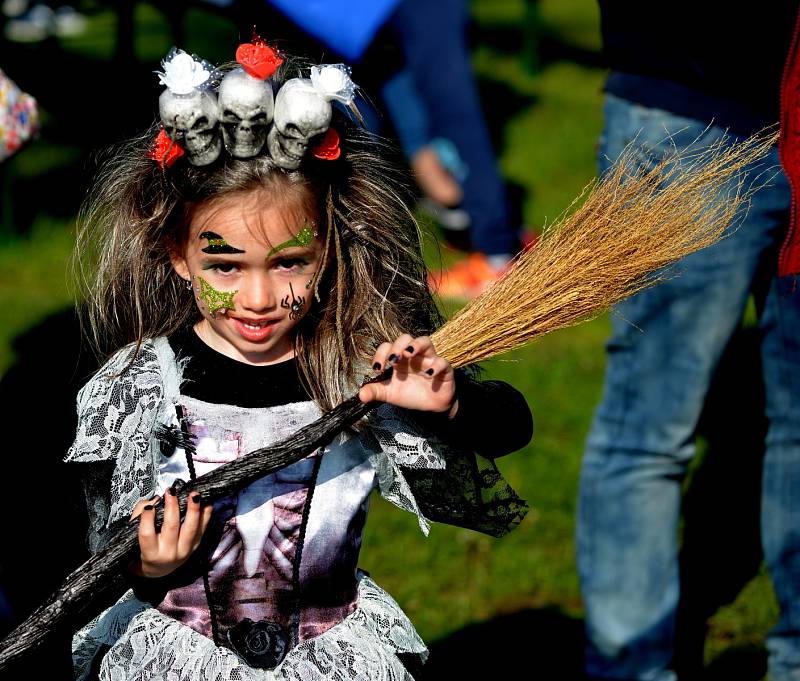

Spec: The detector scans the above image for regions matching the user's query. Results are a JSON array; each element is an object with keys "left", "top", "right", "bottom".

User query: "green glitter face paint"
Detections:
[
  {"left": 196, "top": 275, "right": 237, "bottom": 317},
  {"left": 200, "top": 231, "right": 245, "bottom": 254},
  {"left": 266, "top": 223, "right": 317, "bottom": 258}
]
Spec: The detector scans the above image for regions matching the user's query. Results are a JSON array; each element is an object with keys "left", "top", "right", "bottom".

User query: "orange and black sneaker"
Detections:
[{"left": 428, "top": 253, "right": 506, "bottom": 300}]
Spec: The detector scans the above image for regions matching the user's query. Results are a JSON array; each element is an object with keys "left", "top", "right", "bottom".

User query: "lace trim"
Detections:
[
  {"left": 65, "top": 339, "right": 187, "bottom": 550},
  {"left": 366, "top": 404, "right": 528, "bottom": 538},
  {"left": 73, "top": 573, "right": 426, "bottom": 681},
  {"left": 65, "top": 341, "right": 165, "bottom": 548}
]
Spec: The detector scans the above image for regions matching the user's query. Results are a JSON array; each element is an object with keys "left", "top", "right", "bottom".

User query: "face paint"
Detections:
[
  {"left": 280, "top": 281, "right": 306, "bottom": 320},
  {"left": 200, "top": 231, "right": 245, "bottom": 254},
  {"left": 266, "top": 222, "right": 317, "bottom": 258},
  {"left": 196, "top": 275, "right": 237, "bottom": 317}
]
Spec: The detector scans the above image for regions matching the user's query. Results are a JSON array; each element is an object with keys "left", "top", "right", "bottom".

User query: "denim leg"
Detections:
[
  {"left": 391, "top": 0, "right": 516, "bottom": 255},
  {"left": 380, "top": 69, "right": 431, "bottom": 159},
  {"left": 761, "top": 274, "right": 800, "bottom": 681},
  {"left": 577, "top": 94, "right": 786, "bottom": 680}
]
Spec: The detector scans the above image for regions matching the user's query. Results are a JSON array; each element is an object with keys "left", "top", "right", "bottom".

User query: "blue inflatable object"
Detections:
[{"left": 267, "top": 0, "right": 401, "bottom": 62}]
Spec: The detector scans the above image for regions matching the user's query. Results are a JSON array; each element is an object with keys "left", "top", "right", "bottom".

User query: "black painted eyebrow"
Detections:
[{"left": 199, "top": 231, "right": 245, "bottom": 254}]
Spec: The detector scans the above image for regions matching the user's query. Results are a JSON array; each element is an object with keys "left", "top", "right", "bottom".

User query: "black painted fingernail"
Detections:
[
  {"left": 144, "top": 504, "right": 154, "bottom": 511},
  {"left": 168, "top": 487, "right": 176, "bottom": 496},
  {"left": 192, "top": 494, "right": 201, "bottom": 504},
  {"left": 388, "top": 354, "right": 398, "bottom": 364},
  {"left": 373, "top": 362, "right": 381, "bottom": 371},
  {"left": 426, "top": 368, "right": 434, "bottom": 376},
  {"left": 406, "top": 346, "right": 414, "bottom": 354}
]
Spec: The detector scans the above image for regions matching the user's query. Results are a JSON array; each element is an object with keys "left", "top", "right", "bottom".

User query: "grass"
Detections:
[
  {"left": 0, "top": 218, "right": 75, "bottom": 369},
  {"left": 0, "top": 1, "right": 778, "bottom": 678}
]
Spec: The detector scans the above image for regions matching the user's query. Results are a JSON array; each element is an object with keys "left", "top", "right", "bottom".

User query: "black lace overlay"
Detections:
[
  {"left": 398, "top": 373, "right": 532, "bottom": 537},
  {"left": 400, "top": 445, "right": 528, "bottom": 538}
]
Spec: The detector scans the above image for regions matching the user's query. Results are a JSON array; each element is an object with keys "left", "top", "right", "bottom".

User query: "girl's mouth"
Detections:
[{"left": 232, "top": 317, "right": 278, "bottom": 342}]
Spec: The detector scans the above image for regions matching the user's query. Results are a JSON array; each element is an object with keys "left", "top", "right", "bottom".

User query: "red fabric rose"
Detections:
[
  {"left": 312, "top": 128, "right": 341, "bottom": 161},
  {"left": 148, "top": 128, "right": 184, "bottom": 169},
  {"left": 235, "top": 42, "right": 283, "bottom": 80}
]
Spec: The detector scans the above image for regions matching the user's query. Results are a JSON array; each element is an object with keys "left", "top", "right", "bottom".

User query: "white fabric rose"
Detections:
[
  {"left": 157, "top": 49, "right": 211, "bottom": 95},
  {"left": 310, "top": 64, "right": 357, "bottom": 105}
]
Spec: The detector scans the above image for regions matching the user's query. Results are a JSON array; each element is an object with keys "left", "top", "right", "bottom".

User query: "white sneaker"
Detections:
[{"left": 418, "top": 197, "right": 471, "bottom": 231}]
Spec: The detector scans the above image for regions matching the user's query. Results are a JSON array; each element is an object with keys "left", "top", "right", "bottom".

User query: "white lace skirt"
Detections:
[{"left": 72, "top": 572, "right": 428, "bottom": 681}]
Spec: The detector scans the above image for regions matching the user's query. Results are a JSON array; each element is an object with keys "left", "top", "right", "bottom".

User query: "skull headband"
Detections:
[{"left": 151, "top": 42, "right": 355, "bottom": 170}]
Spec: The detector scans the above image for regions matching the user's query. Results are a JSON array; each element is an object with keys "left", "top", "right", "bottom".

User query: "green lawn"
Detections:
[{"left": 0, "top": 1, "right": 777, "bottom": 678}]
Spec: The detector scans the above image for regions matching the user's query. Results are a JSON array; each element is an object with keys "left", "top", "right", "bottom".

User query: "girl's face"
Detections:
[{"left": 172, "top": 190, "right": 324, "bottom": 365}]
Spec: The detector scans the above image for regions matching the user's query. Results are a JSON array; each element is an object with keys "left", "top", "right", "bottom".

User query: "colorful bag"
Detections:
[{"left": 0, "top": 68, "right": 39, "bottom": 162}]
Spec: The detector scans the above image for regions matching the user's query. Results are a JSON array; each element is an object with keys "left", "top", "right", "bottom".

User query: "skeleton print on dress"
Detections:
[{"left": 154, "top": 399, "right": 373, "bottom": 667}]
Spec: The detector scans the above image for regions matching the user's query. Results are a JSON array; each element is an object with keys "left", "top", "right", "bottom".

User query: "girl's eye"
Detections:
[
  {"left": 276, "top": 258, "right": 308, "bottom": 270},
  {"left": 211, "top": 263, "right": 237, "bottom": 274}
]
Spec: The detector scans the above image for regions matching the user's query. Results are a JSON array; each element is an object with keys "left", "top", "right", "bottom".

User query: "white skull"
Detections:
[
  {"left": 267, "top": 78, "right": 332, "bottom": 170},
  {"left": 218, "top": 68, "right": 274, "bottom": 158},
  {"left": 159, "top": 89, "right": 222, "bottom": 166}
]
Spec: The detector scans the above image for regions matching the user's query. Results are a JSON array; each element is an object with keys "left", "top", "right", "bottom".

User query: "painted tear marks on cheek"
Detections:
[
  {"left": 280, "top": 282, "right": 306, "bottom": 320},
  {"left": 200, "top": 231, "right": 245, "bottom": 254},
  {"left": 196, "top": 275, "right": 238, "bottom": 317},
  {"left": 266, "top": 223, "right": 316, "bottom": 258}
]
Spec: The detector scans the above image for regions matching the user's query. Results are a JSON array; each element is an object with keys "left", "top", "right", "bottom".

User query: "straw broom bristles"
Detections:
[{"left": 431, "top": 131, "right": 778, "bottom": 368}]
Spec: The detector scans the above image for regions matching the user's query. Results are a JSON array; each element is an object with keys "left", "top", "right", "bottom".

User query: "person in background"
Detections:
[
  {"left": 388, "top": 0, "right": 528, "bottom": 299},
  {"left": 577, "top": 2, "right": 800, "bottom": 680},
  {"left": 261, "top": 0, "right": 529, "bottom": 299}
]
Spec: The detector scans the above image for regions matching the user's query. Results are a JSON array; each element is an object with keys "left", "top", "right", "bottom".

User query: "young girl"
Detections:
[{"left": 66, "top": 43, "right": 532, "bottom": 680}]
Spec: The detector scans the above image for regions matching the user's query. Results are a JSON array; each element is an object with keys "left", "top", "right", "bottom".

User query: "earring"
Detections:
[{"left": 185, "top": 278, "right": 193, "bottom": 291}]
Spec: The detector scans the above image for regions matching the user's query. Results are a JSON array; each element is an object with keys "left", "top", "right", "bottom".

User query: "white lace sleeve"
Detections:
[
  {"left": 64, "top": 341, "right": 165, "bottom": 550},
  {"left": 363, "top": 404, "right": 528, "bottom": 539},
  {"left": 362, "top": 405, "right": 447, "bottom": 536}
]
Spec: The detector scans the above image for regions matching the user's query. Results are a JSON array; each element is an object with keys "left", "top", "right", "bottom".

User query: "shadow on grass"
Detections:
[
  {"left": 704, "top": 646, "right": 768, "bottom": 681},
  {"left": 418, "top": 607, "right": 584, "bottom": 679},
  {"left": 0, "top": 308, "right": 96, "bottom": 676},
  {"left": 675, "top": 326, "right": 768, "bottom": 680}
]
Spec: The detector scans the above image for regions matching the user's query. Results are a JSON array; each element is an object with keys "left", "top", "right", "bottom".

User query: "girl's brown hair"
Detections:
[{"left": 74, "top": 68, "right": 442, "bottom": 411}]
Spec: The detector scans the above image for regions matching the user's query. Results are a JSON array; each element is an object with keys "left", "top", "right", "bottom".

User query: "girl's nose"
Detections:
[{"left": 237, "top": 273, "right": 276, "bottom": 313}]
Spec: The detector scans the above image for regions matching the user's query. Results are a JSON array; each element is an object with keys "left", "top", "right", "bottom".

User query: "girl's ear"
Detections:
[{"left": 170, "top": 249, "right": 190, "bottom": 281}]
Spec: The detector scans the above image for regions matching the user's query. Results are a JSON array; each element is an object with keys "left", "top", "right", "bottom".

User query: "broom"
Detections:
[{"left": 0, "top": 131, "right": 777, "bottom": 670}]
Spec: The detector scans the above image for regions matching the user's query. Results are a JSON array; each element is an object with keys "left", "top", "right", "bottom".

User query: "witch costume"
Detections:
[{"left": 65, "top": 330, "right": 531, "bottom": 680}]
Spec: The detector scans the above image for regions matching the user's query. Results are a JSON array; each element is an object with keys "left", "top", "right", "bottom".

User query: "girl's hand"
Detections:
[
  {"left": 128, "top": 488, "right": 213, "bottom": 578},
  {"left": 359, "top": 334, "right": 458, "bottom": 417}
]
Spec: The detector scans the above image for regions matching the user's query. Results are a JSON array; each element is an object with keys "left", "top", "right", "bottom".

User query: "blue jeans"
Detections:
[
  {"left": 389, "top": 0, "right": 517, "bottom": 256},
  {"left": 577, "top": 94, "right": 800, "bottom": 681}
]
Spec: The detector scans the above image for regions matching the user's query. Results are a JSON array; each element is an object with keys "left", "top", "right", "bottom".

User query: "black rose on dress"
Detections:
[{"left": 227, "top": 618, "right": 290, "bottom": 669}]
